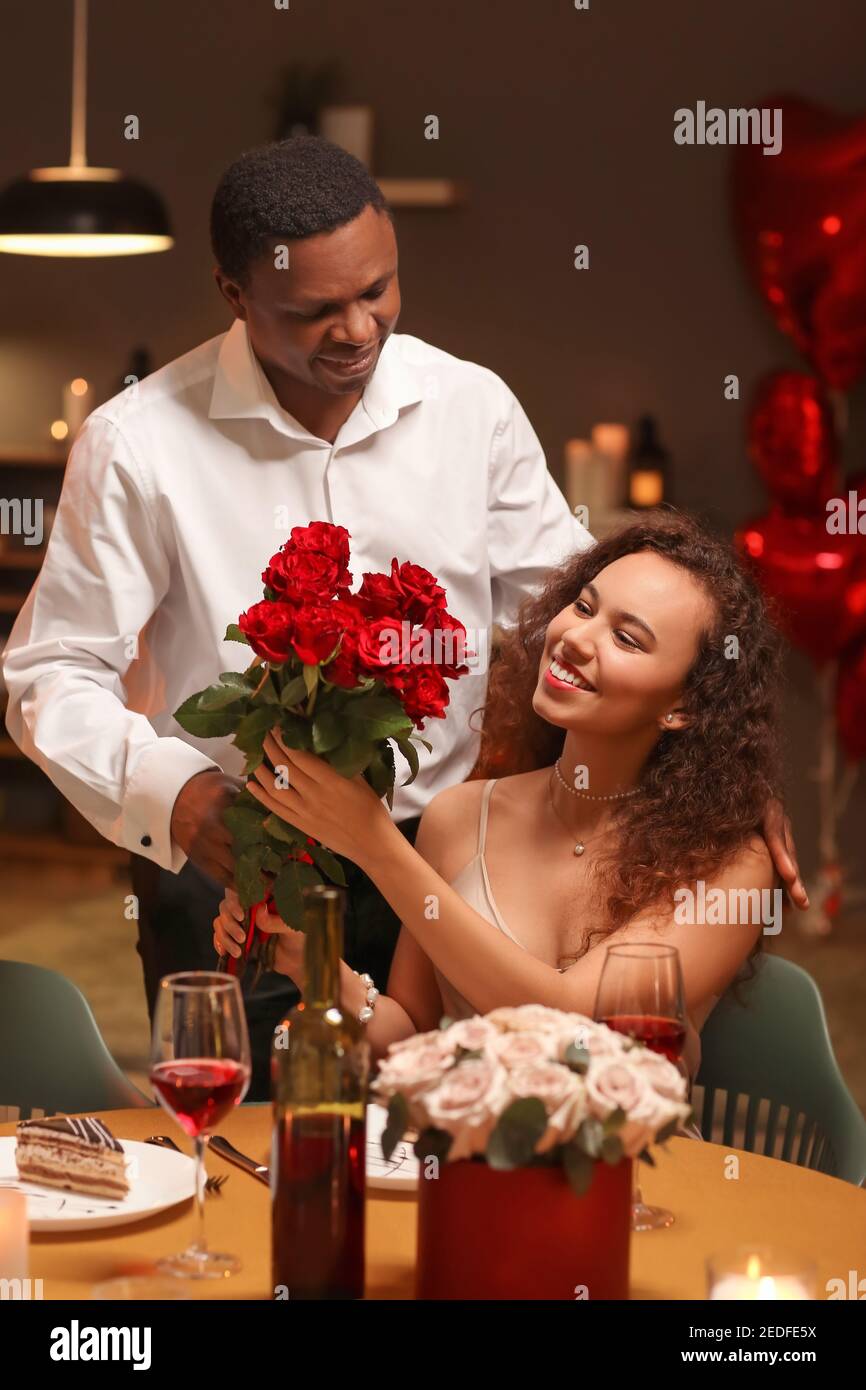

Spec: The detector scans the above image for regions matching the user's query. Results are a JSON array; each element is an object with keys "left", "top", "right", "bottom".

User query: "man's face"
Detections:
[{"left": 215, "top": 204, "right": 401, "bottom": 395}]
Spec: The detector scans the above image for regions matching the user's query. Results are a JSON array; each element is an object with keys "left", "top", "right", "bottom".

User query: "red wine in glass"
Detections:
[
  {"left": 149, "top": 970, "right": 251, "bottom": 1278},
  {"left": 150, "top": 1058, "right": 249, "bottom": 1139},
  {"left": 599, "top": 1014, "right": 687, "bottom": 1065}
]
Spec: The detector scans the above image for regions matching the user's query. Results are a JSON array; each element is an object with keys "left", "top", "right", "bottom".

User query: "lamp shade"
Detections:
[{"left": 0, "top": 169, "right": 173, "bottom": 257}]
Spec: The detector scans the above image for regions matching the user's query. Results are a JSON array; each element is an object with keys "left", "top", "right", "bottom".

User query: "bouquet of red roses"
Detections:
[{"left": 174, "top": 521, "right": 470, "bottom": 983}]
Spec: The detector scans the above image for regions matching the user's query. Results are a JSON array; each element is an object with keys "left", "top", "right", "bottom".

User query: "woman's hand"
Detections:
[
  {"left": 246, "top": 728, "right": 399, "bottom": 870},
  {"left": 761, "top": 798, "right": 808, "bottom": 909},
  {"left": 213, "top": 886, "right": 306, "bottom": 984}
]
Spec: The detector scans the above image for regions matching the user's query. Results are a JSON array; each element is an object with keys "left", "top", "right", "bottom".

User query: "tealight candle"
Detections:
[
  {"left": 707, "top": 1246, "right": 816, "bottom": 1300},
  {"left": 0, "top": 1191, "right": 28, "bottom": 1282}
]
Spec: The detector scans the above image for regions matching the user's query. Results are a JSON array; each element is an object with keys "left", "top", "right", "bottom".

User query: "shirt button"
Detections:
[{"left": 140, "top": 834, "right": 152, "bottom": 848}]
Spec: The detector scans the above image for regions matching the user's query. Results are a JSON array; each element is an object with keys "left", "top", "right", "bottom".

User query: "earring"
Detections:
[{"left": 665, "top": 713, "right": 674, "bottom": 723}]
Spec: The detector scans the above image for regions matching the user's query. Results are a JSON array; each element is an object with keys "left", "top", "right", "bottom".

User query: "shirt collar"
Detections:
[{"left": 208, "top": 319, "right": 425, "bottom": 443}]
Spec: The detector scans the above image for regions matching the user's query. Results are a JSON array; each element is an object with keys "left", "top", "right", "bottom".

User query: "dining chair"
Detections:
[
  {"left": 0, "top": 960, "right": 154, "bottom": 1121},
  {"left": 694, "top": 954, "right": 866, "bottom": 1186}
]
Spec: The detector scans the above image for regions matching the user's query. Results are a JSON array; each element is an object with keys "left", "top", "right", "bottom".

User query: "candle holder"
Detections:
[{"left": 707, "top": 1245, "right": 817, "bottom": 1300}]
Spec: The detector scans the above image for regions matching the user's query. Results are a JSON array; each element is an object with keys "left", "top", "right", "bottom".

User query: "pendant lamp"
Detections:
[{"left": 0, "top": 0, "right": 173, "bottom": 257}]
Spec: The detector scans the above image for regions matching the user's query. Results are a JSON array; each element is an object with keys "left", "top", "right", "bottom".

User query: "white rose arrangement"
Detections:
[{"left": 373, "top": 1005, "right": 694, "bottom": 1194}]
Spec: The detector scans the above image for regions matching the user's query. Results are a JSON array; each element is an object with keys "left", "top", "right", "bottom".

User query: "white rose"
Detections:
[
  {"left": 485, "top": 1004, "right": 571, "bottom": 1034},
  {"left": 442, "top": 1016, "right": 499, "bottom": 1053},
  {"left": 373, "top": 1037, "right": 454, "bottom": 1102},
  {"left": 415, "top": 1057, "right": 510, "bottom": 1161},
  {"left": 585, "top": 1056, "right": 654, "bottom": 1120},
  {"left": 491, "top": 1030, "right": 559, "bottom": 1069},
  {"left": 627, "top": 1047, "right": 689, "bottom": 1103},
  {"left": 505, "top": 1060, "right": 588, "bottom": 1152},
  {"left": 554, "top": 1018, "right": 630, "bottom": 1062}
]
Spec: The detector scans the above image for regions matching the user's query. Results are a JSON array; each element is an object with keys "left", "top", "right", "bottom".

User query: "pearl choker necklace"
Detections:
[{"left": 553, "top": 758, "right": 639, "bottom": 803}]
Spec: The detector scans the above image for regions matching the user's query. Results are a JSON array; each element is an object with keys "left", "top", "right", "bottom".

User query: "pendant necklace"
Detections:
[{"left": 549, "top": 759, "right": 638, "bottom": 856}]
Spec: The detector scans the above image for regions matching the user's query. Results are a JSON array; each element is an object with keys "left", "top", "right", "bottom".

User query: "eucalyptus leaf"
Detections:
[
  {"left": 563, "top": 1141, "right": 596, "bottom": 1197},
  {"left": 600, "top": 1134, "right": 624, "bottom": 1166},
  {"left": 576, "top": 1116, "right": 605, "bottom": 1159},
  {"left": 564, "top": 1043, "right": 591, "bottom": 1074},
  {"left": 486, "top": 1097, "right": 548, "bottom": 1170}
]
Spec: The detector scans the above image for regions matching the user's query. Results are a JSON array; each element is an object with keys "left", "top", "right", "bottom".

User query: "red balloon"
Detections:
[
  {"left": 732, "top": 96, "right": 866, "bottom": 390},
  {"left": 836, "top": 638, "right": 866, "bottom": 761},
  {"left": 736, "top": 511, "right": 866, "bottom": 665},
  {"left": 748, "top": 371, "right": 840, "bottom": 512}
]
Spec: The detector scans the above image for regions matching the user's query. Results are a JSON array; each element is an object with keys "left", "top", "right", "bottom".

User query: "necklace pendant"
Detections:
[{"left": 574, "top": 841, "right": 585, "bottom": 856}]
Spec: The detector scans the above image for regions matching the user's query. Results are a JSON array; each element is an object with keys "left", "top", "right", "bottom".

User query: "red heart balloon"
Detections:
[
  {"left": 747, "top": 370, "right": 840, "bottom": 513},
  {"left": 736, "top": 510, "right": 866, "bottom": 665},
  {"left": 732, "top": 96, "right": 866, "bottom": 389}
]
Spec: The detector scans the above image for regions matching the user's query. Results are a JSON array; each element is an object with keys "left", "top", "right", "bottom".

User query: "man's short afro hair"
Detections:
[{"left": 210, "top": 135, "right": 390, "bottom": 285}]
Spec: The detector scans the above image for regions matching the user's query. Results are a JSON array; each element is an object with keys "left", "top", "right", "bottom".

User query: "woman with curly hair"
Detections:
[{"left": 214, "top": 511, "right": 785, "bottom": 1074}]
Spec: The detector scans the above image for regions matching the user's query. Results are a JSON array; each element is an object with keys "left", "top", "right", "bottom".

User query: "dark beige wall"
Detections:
[{"left": 2, "top": 0, "right": 865, "bottom": 872}]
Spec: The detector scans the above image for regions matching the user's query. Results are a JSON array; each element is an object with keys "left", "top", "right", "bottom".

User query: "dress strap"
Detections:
[{"left": 476, "top": 778, "right": 498, "bottom": 856}]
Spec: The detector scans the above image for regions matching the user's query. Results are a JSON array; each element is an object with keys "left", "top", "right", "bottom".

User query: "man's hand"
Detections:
[
  {"left": 170, "top": 769, "right": 242, "bottom": 885},
  {"left": 761, "top": 797, "right": 809, "bottom": 909}
]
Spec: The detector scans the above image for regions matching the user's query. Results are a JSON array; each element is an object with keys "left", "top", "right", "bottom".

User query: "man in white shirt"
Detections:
[
  {"left": 2, "top": 136, "right": 593, "bottom": 1093},
  {"left": 4, "top": 136, "right": 805, "bottom": 1095}
]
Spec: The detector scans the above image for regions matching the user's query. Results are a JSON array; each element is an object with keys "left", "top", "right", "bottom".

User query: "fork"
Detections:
[{"left": 145, "top": 1135, "right": 228, "bottom": 1195}]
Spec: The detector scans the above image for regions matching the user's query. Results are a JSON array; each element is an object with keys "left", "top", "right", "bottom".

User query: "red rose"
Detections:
[
  {"left": 389, "top": 559, "right": 447, "bottom": 623},
  {"left": 290, "top": 599, "right": 361, "bottom": 668},
  {"left": 264, "top": 548, "right": 351, "bottom": 604},
  {"left": 238, "top": 600, "right": 296, "bottom": 664},
  {"left": 291, "top": 522, "right": 352, "bottom": 575},
  {"left": 356, "top": 570, "right": 403, "bottom": 619},
  {"left": 418, "top": 608, "right": 471, "bottom": 679},
  {"left": 357, "top": 615, "right": 411, "bottom": 672},
  {"left": 322, "top": 624, "right": 363, "bottom": 687},
  {"left": 384, "top": 665, "right": 451, "bottom": 725}
]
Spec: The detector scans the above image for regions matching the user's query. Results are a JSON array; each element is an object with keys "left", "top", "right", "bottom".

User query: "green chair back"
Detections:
[
  {"left": 695, "top": 954, "right": 866, "bottom": 1186},
  {"left": 0, "top": 960, "right": 153, "bottom": 1120}
]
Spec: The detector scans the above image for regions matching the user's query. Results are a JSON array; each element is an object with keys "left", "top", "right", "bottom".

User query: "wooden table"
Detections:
[{"left": 6, "top": 1107, "right": 865, "bottom": 1300}]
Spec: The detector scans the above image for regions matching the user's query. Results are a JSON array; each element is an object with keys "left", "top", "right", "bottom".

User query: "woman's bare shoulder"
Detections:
[{"left": 415, "top": 769, "right": 548, "bottom": 876}]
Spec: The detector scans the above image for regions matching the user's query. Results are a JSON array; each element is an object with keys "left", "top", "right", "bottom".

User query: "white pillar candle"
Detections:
[
  {"left": 319, "top": 106, "right": 374, "bottom": 167},
  {"left": 0, "top": 1191, "right": 28, "bottom": 1282},
  {"left": 591, "top": 423, "right": 630, "bottom": 511},
  {"left": 707, "top": 1247, "right": 816, "bottom": 1300},
  {"left": 709, "top": 1274, "right": 812, "bottom": 1300},
  {"left": 564, "top": 438, "right": 599, "bottom": 528}
]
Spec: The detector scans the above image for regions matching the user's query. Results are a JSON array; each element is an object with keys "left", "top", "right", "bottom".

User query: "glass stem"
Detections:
[{"left": 193, "top": 1135, "right": 207, "bottom": 1254}]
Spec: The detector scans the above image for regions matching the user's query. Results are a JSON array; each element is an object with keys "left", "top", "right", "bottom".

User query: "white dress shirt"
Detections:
[{"left": 3, "top": 321, "right": 592, "bottom": 872}]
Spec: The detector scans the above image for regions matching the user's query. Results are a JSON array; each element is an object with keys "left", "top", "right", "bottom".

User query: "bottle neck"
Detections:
[{"left": 303, "top": 897, "right": 343, "bottom": 1007}]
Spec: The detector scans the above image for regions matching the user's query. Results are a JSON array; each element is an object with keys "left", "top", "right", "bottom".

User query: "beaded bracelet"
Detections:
[{"left": 353, "top": 970, "right": 379, "bottom": 1024}]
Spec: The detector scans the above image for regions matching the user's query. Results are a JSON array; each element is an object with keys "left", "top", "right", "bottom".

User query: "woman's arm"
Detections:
[
  {"left": 213, "top": 888, "right": 443, "bottom": 1062},
  {"left": 245, "top": 739, "right": 769, "bottom": 1026}
]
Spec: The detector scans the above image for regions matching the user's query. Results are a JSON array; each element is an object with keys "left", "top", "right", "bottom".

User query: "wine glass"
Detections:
[
  {"left": 150, "top": 971, "right": 251, "bottom": 1278},
  {"left": 593, "top": 942, "right": 687, "bottom": 1232}
]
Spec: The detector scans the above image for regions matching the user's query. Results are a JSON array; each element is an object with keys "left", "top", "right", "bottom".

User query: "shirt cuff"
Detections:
[{"left": 123, "top": 738, "right": 221, "bottom": 872}]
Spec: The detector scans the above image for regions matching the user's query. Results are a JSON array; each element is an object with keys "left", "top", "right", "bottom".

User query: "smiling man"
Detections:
[{"left": 3, "top": 136, "right": 593, "bottom": 1093}]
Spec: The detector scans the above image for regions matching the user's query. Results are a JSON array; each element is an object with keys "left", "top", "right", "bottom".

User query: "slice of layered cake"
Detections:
[{"left": 15, "top": 1116, "right": 130, "bottom": 1199}]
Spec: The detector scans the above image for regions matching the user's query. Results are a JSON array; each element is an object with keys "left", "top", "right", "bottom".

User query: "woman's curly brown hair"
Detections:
[{"left": 471, "top": 510, "right": 783, "bottom": 962}]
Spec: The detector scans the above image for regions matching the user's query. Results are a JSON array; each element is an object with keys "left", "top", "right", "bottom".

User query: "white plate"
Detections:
[
  {"left": 365, "top": 1103, "right": 419, "bottom": 1192},
  {"left": 0, "top": 1138, "right": 196, "bottom": 1233}
]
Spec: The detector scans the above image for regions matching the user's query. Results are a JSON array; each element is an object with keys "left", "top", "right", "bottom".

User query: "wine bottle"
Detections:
[{"left": 271, "top": 884, "right": 370, "bottom": 1300}]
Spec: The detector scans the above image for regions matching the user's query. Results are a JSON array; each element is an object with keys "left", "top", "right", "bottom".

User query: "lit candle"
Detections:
[
  {"left": 591, "top": 423, "right": 629, "bottom": 511},
  {"left": 0, "top": 1191, "right": 28, "bottom": 1282},
  {"left": 707, "top": 1248, "right": 815, "bottom": 1300},
  {"left": 629, "top": 469, "right": 664, "bottom": 507},
  {"left": 62, "top": 377, "right": 92, "bottom": 441}
]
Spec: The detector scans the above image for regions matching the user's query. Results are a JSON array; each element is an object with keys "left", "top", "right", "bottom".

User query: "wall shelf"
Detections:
[{"left": 377, "top": 178, "right": 466, "bottom": 208}]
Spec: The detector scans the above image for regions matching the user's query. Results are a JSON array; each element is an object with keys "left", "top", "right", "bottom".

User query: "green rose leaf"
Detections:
[
  {"left": 395, "top": 735, "right": 420, "bottom": 784},
  {"left": 280, "top": 674, "right": 308, "bottom": 708},
  {"left": 235, "top": 843, "right": 271, "bottom": 909},
  {"left": 174, "top": 692, "right": 242, "bottom": 738},
  {"left": 234, "top": 705, "right": 277, "bottom": 756},
  {"left": 272, "top": 858, "right": 320, "bottom": 929},
  {"left": 222, "top": 804, "right": 267, "bottom": 848},
  {"left": 198, "top": 678, "right": 253, "bottom": 712},
  {"left": 224, "top": 623, "right": 250, "bottom": 645},
  {"left": 563, "top": 1141, "right": 596, "bottom": 1197},
  {"left": 262, "top": 813, "right": 307, "bottom": 846},
  {"left": 365, "top": 743, "right": 396, "bottom": 804},
  {"left": 306, "top": 842, "right": 347, "bottom": 886},
  {"left": 312, "top": 711, "right": 344, "bottom": 754},
  {"left": 381, "top": 1093, "right": 409, "bottom": 1162},
  {"left": 486, "top": 1097, "right": 548, "bottom": 1170},
  {"left": 302, "top": 664, "right": 318, "bottom": 697},
  {"left": 326, "top": 735, "right": 375, "bottom": 778}
]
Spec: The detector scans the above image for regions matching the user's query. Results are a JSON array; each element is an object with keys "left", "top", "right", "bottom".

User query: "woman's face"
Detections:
[{"left": 532, "top": 551, "right": 714, "bottom": 737}]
